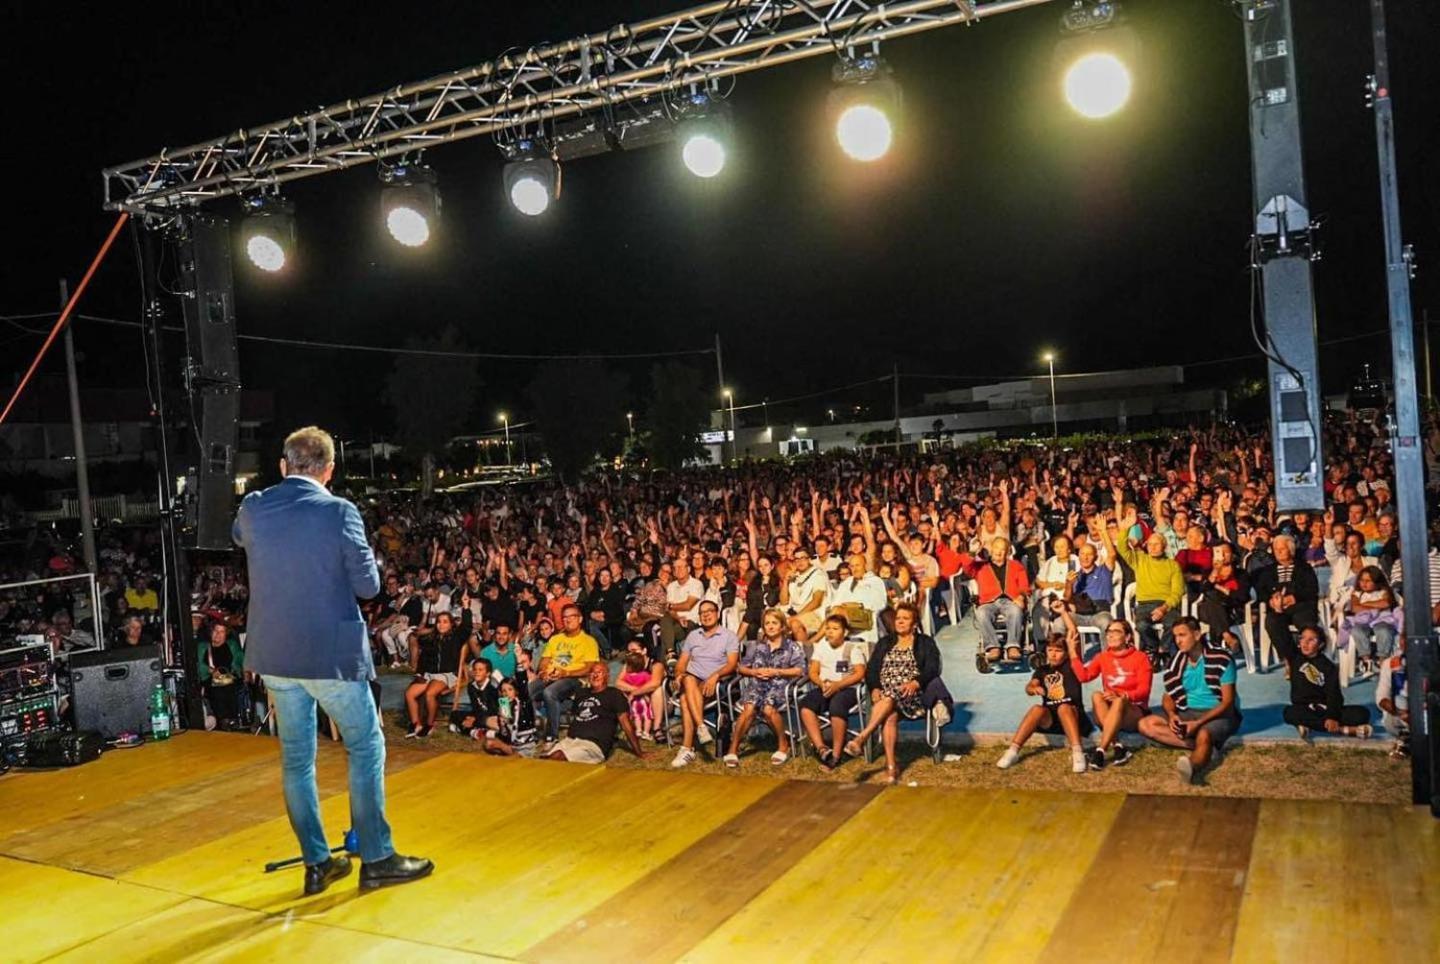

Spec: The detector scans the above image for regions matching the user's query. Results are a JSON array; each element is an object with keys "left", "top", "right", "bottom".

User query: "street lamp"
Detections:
[
  {"left": 498, "top": 412, "right": 511, "bottom": 466},
  {"left": 1042, "top": 353, "right": 1058, "bottom": 440},
  {"left": 828, "top": 408, "right": 836, "bottom": 423},
  {"left": 626, "top": 411, "right": 634, "bottom": 436}
]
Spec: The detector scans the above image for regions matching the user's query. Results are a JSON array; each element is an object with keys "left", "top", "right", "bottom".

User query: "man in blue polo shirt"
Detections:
[{"left": 670, "top": 600, "right": 740, "bottom": 768}]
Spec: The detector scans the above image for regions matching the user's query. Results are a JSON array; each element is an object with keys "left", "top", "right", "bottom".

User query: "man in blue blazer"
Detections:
[{"left": 234, "top": 426, "right": 432, "bottom": 894}]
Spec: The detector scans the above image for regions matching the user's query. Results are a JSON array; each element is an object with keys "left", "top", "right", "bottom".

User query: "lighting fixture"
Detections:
[
  {"left": 238, "top": 195, "right": 295, "bottom": 272},
  {"left": 1057, "top": 2, "right": 1135, "bottom": 119},
  {"left": 829, "top": 54, "right": 900, "bottom": 162},
  {"left": 677, "top": 94, "right": 733, "bottom": 178},
  {"left": 503, "top": 140, "right": 559, "bottom": 216},
  {"left": 380, "top": 163, "right": 440, "bottom": 246}
]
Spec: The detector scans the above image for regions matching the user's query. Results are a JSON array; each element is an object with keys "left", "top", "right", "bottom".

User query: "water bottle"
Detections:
[{"left": 150, "top": 684, "right": 171, "bottom": 741}]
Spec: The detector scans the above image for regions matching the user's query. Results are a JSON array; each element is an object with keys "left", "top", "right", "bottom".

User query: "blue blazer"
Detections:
[{"left": 232, "top": 475, "right": 381, "bottom": 680}]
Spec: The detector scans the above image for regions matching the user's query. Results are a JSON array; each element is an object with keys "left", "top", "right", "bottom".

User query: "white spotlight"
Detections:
[
  {"left": 829, "top": 55, "right": 901, "bottom": 163},
  {"left": 503, "top": 142, "right": 559, "bottom": 217},
  {"left": 246, "top": 235, "right": 286, "bottom": 273},
  {"left": 1064, "top": 51, "right": 1131, "bottom": 118},
  {"left": 238, "top": 195, "right": 295, "bottom": 273},
  {"left": 380, "top": 163, "right": 440, "bottom": 246},
  {"left": 835, "top": 104, "right": 893, "bottom": 162},
  {"left": 682, "top": 133, "right": 727, "bottom": 178}
]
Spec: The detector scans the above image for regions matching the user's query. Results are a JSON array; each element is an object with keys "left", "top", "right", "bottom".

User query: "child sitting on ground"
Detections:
[
  {"left": 997, "top": 634, "right": 1094, "bottom": 773},
  {"left": 448, "top": 658, "right": 499, "bottom": 739},
  {"left": 1283, "top": 626, "right": 1372, "bottom": 741},
  {"left": 481, "top": 678, "right": 534, "bottom": 756},
  {"left": 620, "top": 648, "right": 656, "bottom": 741}
]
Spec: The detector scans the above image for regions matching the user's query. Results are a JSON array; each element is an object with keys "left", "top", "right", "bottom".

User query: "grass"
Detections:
[{"left": 387, "top": 718, "right": 1413, "bottom": 805}]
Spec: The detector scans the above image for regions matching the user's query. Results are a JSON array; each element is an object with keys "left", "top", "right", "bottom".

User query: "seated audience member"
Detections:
[
  {"left": 615, "top": 640, "right": 666, "bottom": 743},
  {"left": 1340, "top": 565, "right": 1402, "bottom": 670},
  {"left": 1252, "top": 534, "right": 1320, "bottom": 666},
  {"left": 479, "top": 623, "right": 519, "bottom": 680},
  {"left": 782, "top": 546, "right": 831, "bottom": 643},
  {"left": 449, "top": 658, "right": 499, "bottom": 739},
  {"left": 798, "top": 614, "right": 868, "bottom": 769},
  {"left": 113, "top": 613, "right": 157, "bottom": 648},
  {"left": 724, "top": 609, "right": 805, "bottom": 767},
  {"left": 1105, "top": 502, "right": 1183, "bottom": 663},
  {"left": 1031, "top": 535, "right": 1079, "bottom": 645},
  {"left": 197, "top": 620, "right": 246, "bottom": 727},
  {"left": 996, "top": 634, "right": 1093, "bottom": 774},
  {"left": 847, "top": 602, "right": 954, "bottom": 784},
  {"left": 1138, "top": 617, "right": 1242, "bottom": 785},
  {"left": 1062, "top": 610, "right": 1151, "bottom": 770},
  {"left": 827, "top": 553, "right": 888, "bottom": 646},
  {"left": 669, "top": 600, "right": 741, "bottom": 768},
  {"left": 1194, "top": 543, "right": 1249, "bottom": 652},
  {"left": 528, "top": 605, "right": 601, "bottom": 747},
  {"left": 1283, "top": 626, "right": 1372, "bottom": 741},
  {"left": 960, "top": 536, "right": 1031, "bottom": 666},
  {"left": 1067, "top": 542, "right": 1115, "bottom": 634},
  {"left": 1375, "top": 637, "right": 1410, "bottom": 758},
  {"left": 546, "top": 663, "right": 645, "bottom": 764},
  {"left": 404, "top": 608, "right": 472, "bottom": 738}
]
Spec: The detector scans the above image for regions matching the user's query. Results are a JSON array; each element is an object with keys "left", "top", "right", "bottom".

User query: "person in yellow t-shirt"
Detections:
[
  {"left": 124, "top": 575, "right": 160, "bottom": 612},
  {"left": 528, "top": 604, "right": 600, "bottom": 745}
]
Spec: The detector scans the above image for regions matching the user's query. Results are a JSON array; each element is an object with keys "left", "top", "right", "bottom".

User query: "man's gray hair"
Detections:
[
  {"left": 283, "top": 426, "right": 335, "bottom": 476},
  {"left": 1271, "top": 533, "right": 1296, "bottom": 550}
]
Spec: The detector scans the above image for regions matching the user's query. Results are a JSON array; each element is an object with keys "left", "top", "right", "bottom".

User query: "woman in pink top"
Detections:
[{"left": 1061, "top": 609, "right": 1152, "bottom": 771}]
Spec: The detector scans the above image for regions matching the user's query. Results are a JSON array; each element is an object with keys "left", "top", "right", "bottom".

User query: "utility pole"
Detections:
[
  {"left": 1423, "top": 308, "right": 1432, "bottom": 404},
  {"left": 892, "top": 362, "right": 901, "bottom": 445},
  {"left": 713, "top": 332, "right": 730, "bottom": 463},
  {"left": 1368, "top": 0, "right": 1435, "bottom": 813},
  {"left": 61, "top": 279, "right": 97, "bottom": 575}
]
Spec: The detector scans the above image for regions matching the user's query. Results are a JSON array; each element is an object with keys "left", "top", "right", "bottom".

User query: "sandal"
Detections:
[
  {"left": 844, "top": 739, "right": 863, "bottom": 758},
  {"left": 771, "top": 750, "right": 790, "bottom": 765},
  {"left": 723, "top": 753, "right": 740, "bottom": 768},
  {"left": 1004, "top": 645, "right": 1023, "bottom": 663},
  {"left": 885, "top": 766, "right": 899, "bottom": 786},
  {"left": 984, "top": 646, "right": 1003, "bottom": 664}
]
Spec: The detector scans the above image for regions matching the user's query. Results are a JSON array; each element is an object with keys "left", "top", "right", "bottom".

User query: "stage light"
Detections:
[
  {"left": 238, "top": 195, "right": 295, "bottom": 273},
  {"left": 1063, "top": 52, "right": 1131, "bottom": 118},
  {"left": 380, "top": 163, "right": 440, "bottom": 246},
  {"left": 829, "top": 54, "right": 900, "bottom": 163},
  {"left": 677, "top": 94, "right": 732, "bottom": 178},
  {"left": 503, "top": 140, "right": 559, "bottom": 217}
]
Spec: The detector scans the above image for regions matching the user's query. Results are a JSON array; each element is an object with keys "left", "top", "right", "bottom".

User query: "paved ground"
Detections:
[{"left": 378, "top": 620, "right": 1389, "bottom": 747}]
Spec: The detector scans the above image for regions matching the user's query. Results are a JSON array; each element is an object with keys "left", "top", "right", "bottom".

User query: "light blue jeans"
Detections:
[{"left": 263, "top": 675, "right": 394, "bottom": 866}]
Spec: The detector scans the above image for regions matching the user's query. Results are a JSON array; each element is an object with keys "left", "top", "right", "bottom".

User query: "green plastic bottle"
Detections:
[{"left": 149, "top": 684, "right": 171, "bottom": 740}]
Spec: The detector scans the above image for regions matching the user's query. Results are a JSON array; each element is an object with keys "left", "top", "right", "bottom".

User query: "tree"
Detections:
[
  {"left": 384, "top": 326, "right": 480, "bottom": 496},
  {"left": 647, "top": 361, "right": 712, "bottom": 470},
  {"left": 526, "top": 359, "right": 628, "bottom": 482}
]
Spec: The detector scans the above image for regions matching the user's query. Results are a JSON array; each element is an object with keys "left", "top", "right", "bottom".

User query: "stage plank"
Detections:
[
  {"left": 2, "top": 736, "right": 431, "bottom": 877},
  {"left": 1, "top": 855, "right": 187, "bottom": 962},
  {"left": 521, "top": 779, "right": 883, "bottom": 963},
  {"left": 0, "top": 732, "right": 276, "bottom": 841},
  {"left": 681, "top": 786, "right": 1125, "bottom": 962},
  {"left": 1232, "top": 798, "right": 1440, "bottom": 963},
  {"left": 1039, "top": 795, "right": 1259, "bottom": 962},
  {"left": 45, "top": 895, "right": 501, "bottom": 963},
  {"left": 120, "top": 751, "right": 594, "bottom": 914}
]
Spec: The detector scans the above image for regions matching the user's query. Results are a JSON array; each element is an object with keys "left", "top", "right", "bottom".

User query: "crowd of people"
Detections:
[
  {"left": 349, "top": 416, "right": 1434, "bottom": 783},
  {"left": 4, "top": 414, "right": 1434, "bottom": 783}
]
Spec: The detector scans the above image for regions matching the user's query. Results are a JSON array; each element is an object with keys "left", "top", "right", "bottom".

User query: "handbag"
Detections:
[{"left": 834, "top": 601, "right": 874, "bottom": 632}]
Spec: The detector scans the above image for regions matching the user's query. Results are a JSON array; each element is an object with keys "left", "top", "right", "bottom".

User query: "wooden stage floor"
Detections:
[{"left": 2, "top": 732, "right": 1436, "bottom": 963}]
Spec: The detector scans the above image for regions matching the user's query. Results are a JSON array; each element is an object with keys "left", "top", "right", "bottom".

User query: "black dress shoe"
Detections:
[
  {"left": 303, "top": 855, "right": 353, "bottom": 895},
  {"left": 359, "top": 853, "right": 434, "bottom": 891}
]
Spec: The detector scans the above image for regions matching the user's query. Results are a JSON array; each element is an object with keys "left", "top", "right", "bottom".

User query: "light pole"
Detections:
[
  {"left": 723, "top": 389, "right": 736, "bottom": 463},
  {"left": 498, "top": 412, "right": 511, "bottom": 467},
  {"left": 626, "top": 411, "right": 634, "bottom": 437},
  {"left": 827, "top": 408, "right": 835, "bottom": 423},
  {"left": 1042, "top": 352, "right": 1058, "bottom": 440}
]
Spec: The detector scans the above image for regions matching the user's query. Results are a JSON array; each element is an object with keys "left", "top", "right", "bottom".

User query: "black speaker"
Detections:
[
  {"left": 177, "top": 214, "right": 241, "bottom": 550},
  {"left": 70, "top": 646, "right": 163, "bottom": 739}
]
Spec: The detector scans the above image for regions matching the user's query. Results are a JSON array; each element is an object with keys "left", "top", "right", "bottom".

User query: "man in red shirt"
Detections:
[
  {"left": 958, "top": 536, "right": 1031, "bottom": 669},
  {"left": 1063, "top": 609, "right": 1153, "bottom": 769}
]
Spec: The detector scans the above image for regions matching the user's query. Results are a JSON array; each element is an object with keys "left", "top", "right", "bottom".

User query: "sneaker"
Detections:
[
  {"left": 1296, "top": 725, "right": 1311, "bottom": 744},
  {"left": 1086, "top": 747, "right": 1107, "bottom": 771},
  {"left": 1353, "top": 724, "right": 1373, "bottom": 740},
  {"left": 931, "top": 702, "right": 952, "bottom": 728},
  {"left": 1110, "top": 744, "right": 1133, "bottom": 767},
  {"left": 415, "top": 725, "right": 432, "bottom": 739},
  {"left": 404, "top": 726, "right": 422, "bottom": 740},
  {"left": 697, "top": 724, "right": 714, "bottom": 746},
  {"left": 996, "top": 745, "right": 1020, "bottom": 770},
  {"left": 447, "top": 723, "right": 462, "bottom": 735},
  {"left": 671, "top": 746, "right": 697, "bottom": 769},
  {"left": 1071, "top": 748, "right": 1087, "bottom": 774},
  {"left": 1176, "top": 756, "right": 1195, "bottom": 785},
  {"left": 722, "top": 753, "right": 740, "bottom": 768}
]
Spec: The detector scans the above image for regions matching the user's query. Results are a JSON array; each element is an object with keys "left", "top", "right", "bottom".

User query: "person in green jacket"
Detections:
[
  {"left": 198, "top": 620, "right": 246, "bottom": 726},
  {"left": 1105, "top": 502, "right": 1183, "bottom": 664}
]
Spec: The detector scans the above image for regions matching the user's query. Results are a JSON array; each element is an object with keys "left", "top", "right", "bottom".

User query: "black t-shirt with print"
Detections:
[
  {"left": 566, "top": 687, "right": 630, "bottom": 758},
  {"left": 1031, "top": 660, "right": 1083, "bottom": 709}
]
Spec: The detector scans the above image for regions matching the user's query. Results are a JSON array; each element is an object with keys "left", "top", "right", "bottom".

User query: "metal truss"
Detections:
[{"left": 103, "top": 0, "right": 1058, "bottom": 212}]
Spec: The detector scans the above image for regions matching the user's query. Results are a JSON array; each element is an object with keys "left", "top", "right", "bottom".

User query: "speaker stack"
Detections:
[{"left": 69, "top": 645, "right": 163, "bottom": 739}]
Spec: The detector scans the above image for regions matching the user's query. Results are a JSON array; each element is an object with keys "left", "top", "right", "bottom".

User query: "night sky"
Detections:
[{"left": 3, "top": 0, "right": 1437, "bottom": 438}]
